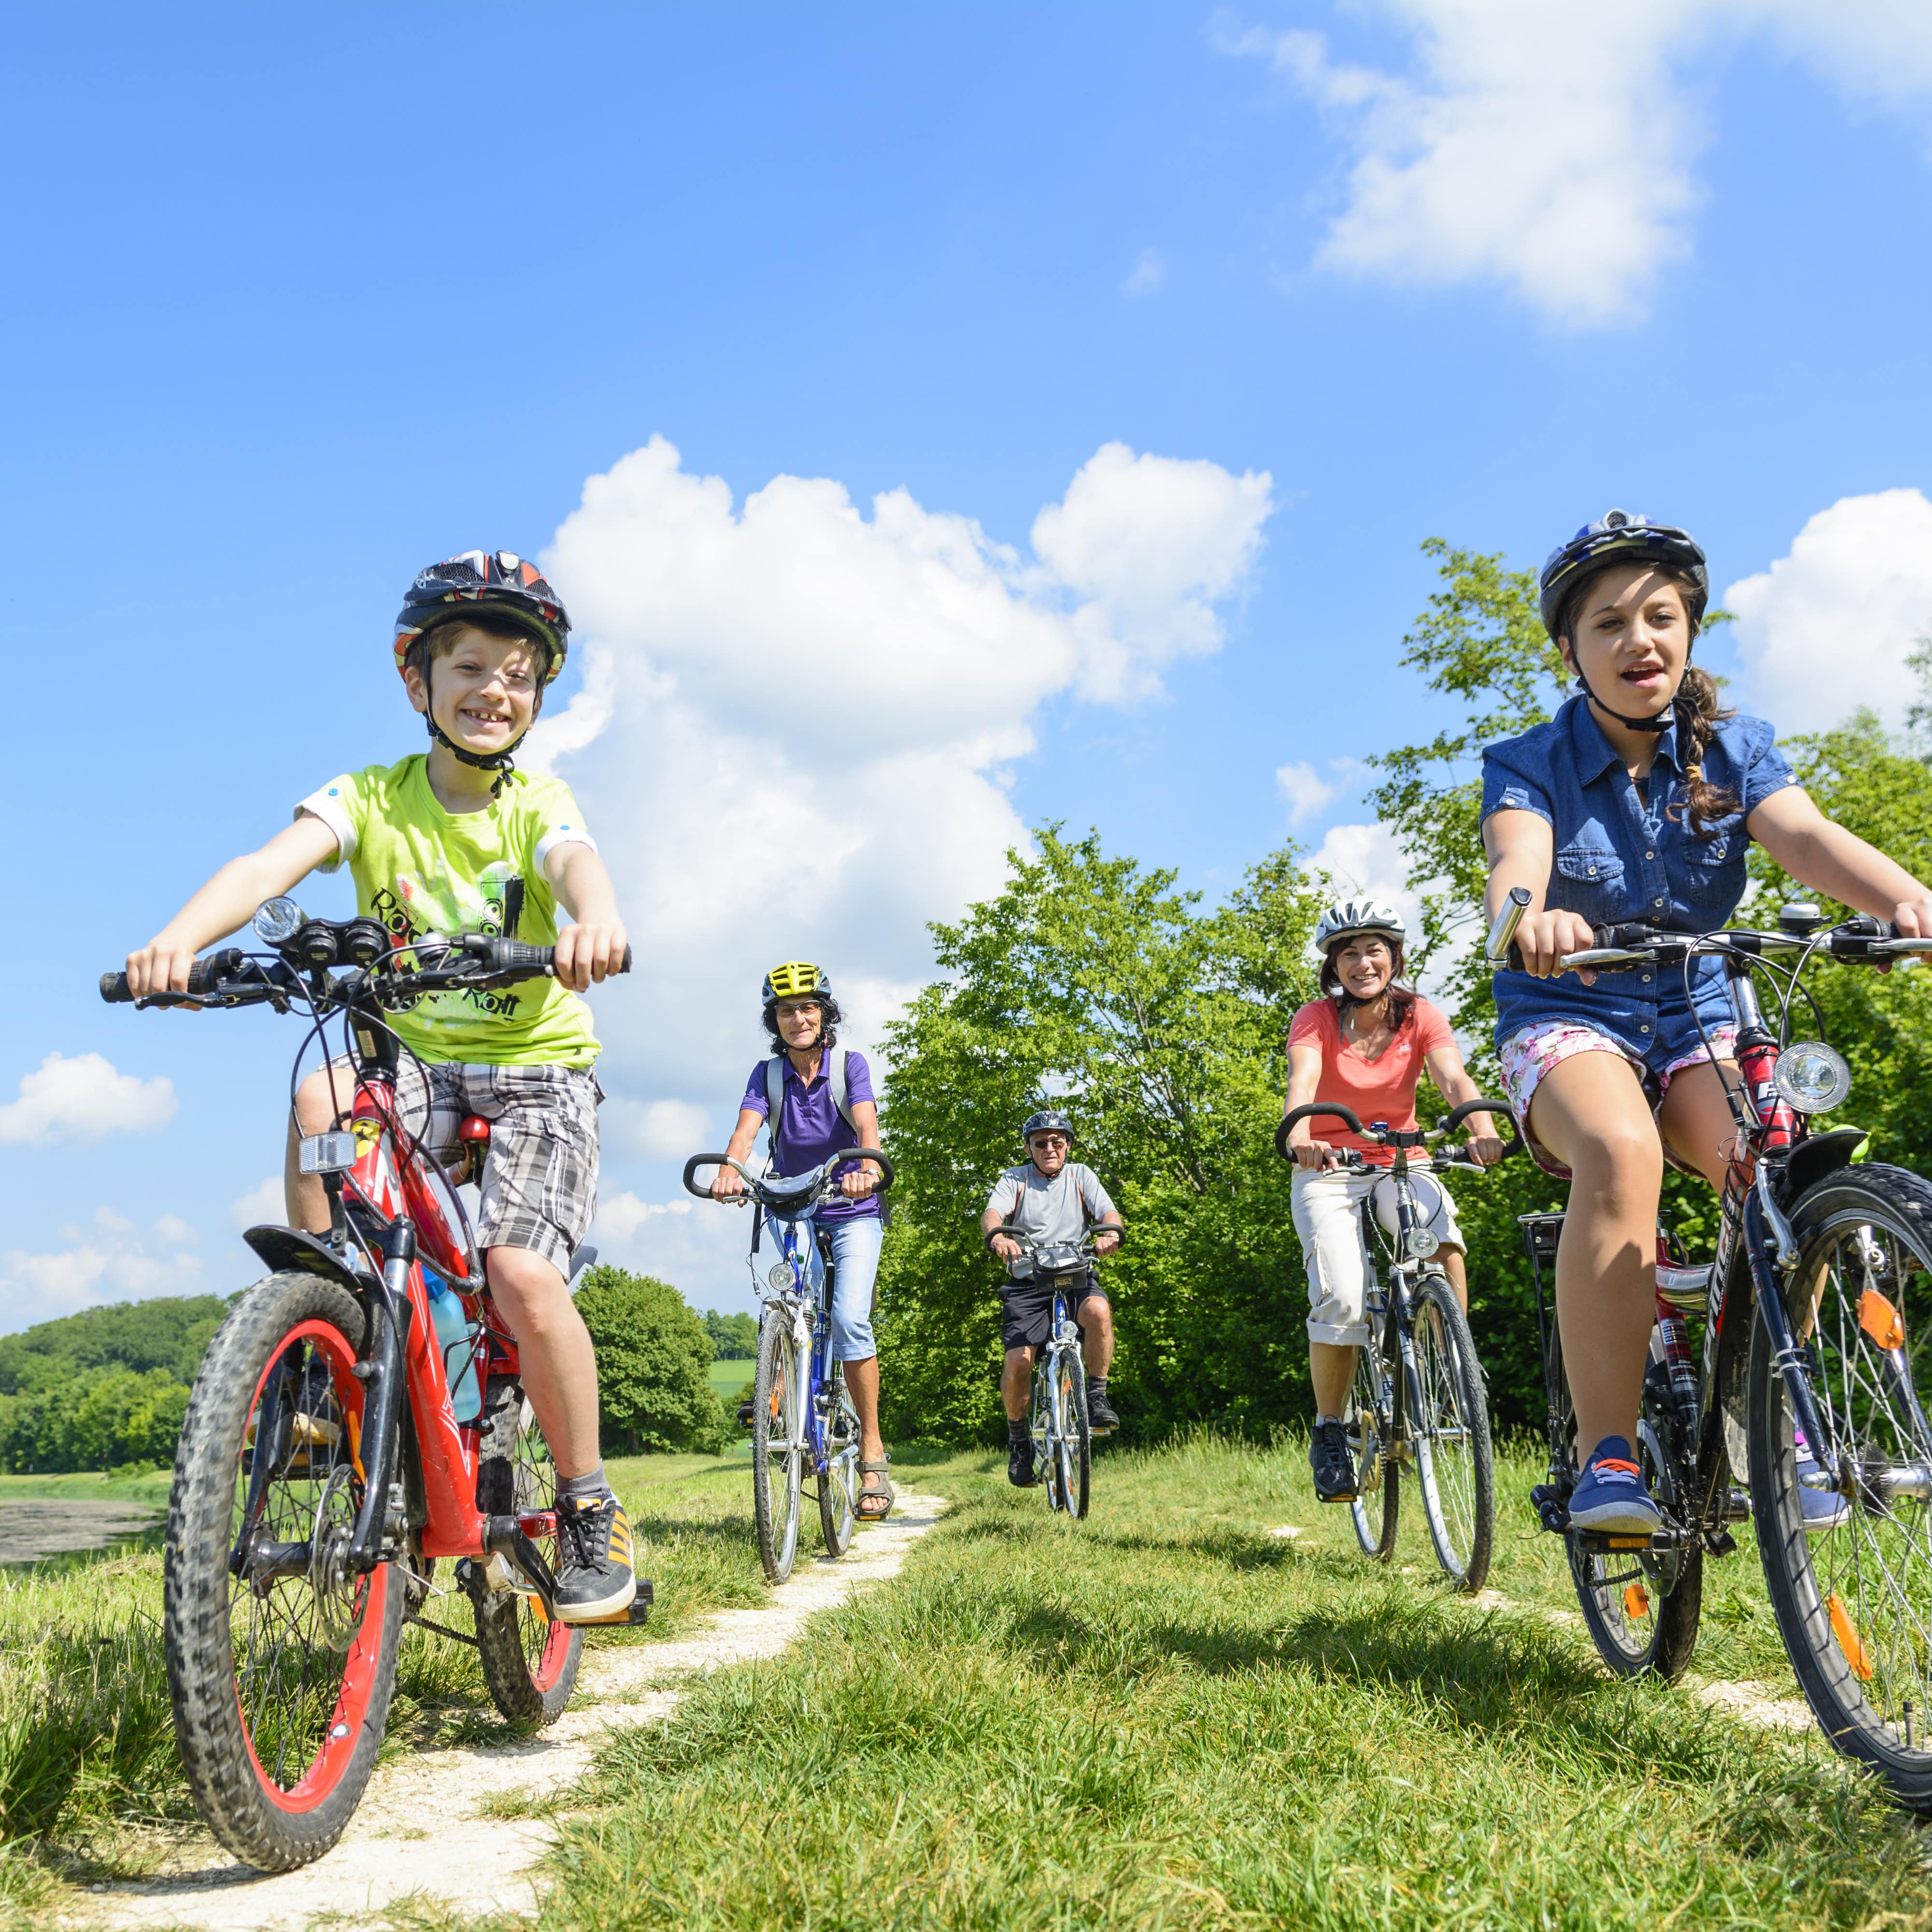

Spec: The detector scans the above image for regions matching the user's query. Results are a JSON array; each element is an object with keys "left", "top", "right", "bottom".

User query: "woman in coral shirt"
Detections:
[{"left": 1283, "top": 899, "right": 1504, "bottom": 1504}]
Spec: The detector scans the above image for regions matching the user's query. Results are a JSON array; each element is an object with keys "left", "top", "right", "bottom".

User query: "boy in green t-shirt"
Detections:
[{"left": 126, "top": 550, "right": 636, "bottom": 1622}]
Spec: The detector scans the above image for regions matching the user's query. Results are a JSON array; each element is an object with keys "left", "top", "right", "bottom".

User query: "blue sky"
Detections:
[{"left": 8, "top": 2, "right": 1932, "bottom": 1326}]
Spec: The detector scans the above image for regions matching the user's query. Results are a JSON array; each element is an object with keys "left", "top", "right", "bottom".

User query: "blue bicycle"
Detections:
[{"left": 684, "top": 1148, "right": 894, "bottom": 1583}]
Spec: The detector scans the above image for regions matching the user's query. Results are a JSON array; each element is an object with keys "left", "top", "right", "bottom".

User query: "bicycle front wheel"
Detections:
[
  {"left": 164, "top": 1271, "right": 403, "bottom": 1871},
  {"left": 752, "top": 1315, "right": 803, "bottom": 1583},
  {"left": 1049, "top": 1344, "right": 1092, "bottom": 1520},
  {"left": 817, "top": 1364, "right": 861, "bottom": 1558},
  {"left": 1410, "top": 1276, "right": 1495, "bottom": 1591},
  {"left": 1750, "top": 1164, "right": 1932, "bottom": 1807},
  {"left": 1349, "top": 1330, "right": 1399, "bottom": 1561},
  {"left": 471, "top": 1380, "right": 583, "bottom": 1726}
]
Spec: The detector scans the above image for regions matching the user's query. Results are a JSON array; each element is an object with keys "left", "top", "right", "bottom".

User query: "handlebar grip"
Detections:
[
  {"left": 843, "top": 1148, "right": 895, "bottom": 1191},
  {"left": 100, "top": 972, "right": 133, "bottom": 1003},
  {"left": 1277, "top": 1101, "right": 1368, "bottom": 1160},
  {"left": 682, "top": 1153, "right": 734, "bottom": 1199},
  {"left": 100, "top": 947, "right": 245, "bottom": 1005}
]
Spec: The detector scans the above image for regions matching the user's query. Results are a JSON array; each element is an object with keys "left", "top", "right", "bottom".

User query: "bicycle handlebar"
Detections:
[
  {"left": 682, "top": 1147, "right": 895, "bottom": 1204},
  {"left": 1485, "top": 906, "right": 1932, "bottom": 978},
  {"left": 983, "top": 1219, "right": 1127, "bottom": 1256},
  {"left": 1275, "top": 1095, "right": 1521, "bottom": 1165}
]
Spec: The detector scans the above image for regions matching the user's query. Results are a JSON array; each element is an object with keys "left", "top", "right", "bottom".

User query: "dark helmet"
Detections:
[
  {"left": 1537, "top": 511, "right": 1708, "bottom": 642},
  {"left": 1022, "top": 1108, "right": 1075, "bottom": 1146},
  {"left": 393, "top": 549, "right": 571, "bottom": 682}
]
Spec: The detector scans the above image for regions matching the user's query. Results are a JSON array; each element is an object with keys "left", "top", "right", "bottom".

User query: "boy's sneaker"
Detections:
[
  {"left": 1795, "top": 1431, "right": 1851, "bottom": 1534},
  {"left": 1568, "top": 1437, "right": 1662, "bottom": 1535},
  {"left": 553, "top": 1492, "right": 637, "bottom": 1623},
  {"left": 1309, "top": 1420, "right": 1357, "bottom": 1503},
  {"left": 1008, "top": 1437, "right": 1037, "bottom": 1487},
  {"left": 1085, "top": 1381, "right": 1120, "bottom": 1434}
]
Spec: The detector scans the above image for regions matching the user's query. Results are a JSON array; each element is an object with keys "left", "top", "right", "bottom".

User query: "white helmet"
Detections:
[{"left": 1313, "top": 897, "right": 1406, "bottom": 958}]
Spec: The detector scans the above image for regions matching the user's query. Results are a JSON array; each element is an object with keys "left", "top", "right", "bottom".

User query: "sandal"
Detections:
[{"left": 859, "top": 1457, "right": 895, "bottom": 1521}]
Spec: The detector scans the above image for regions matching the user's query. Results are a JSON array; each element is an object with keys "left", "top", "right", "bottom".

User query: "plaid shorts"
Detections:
[{"left": 336, "top": 1058, "right": 601, "bottom": 1275}]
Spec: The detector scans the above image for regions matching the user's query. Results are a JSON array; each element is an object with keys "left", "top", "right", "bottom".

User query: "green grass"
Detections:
[
  {"left": 707, "top": 1359, "right": 753, "bottom": 1398},
  {"left": 0, "top": 1470, "right": 173, "bottom": 1506},
  {"left": 0, "top": 1449, "right": 769, "bottom": 1905},
  {"left": 533, "top": 1436, "right": 1932, "bottom": 1932}
]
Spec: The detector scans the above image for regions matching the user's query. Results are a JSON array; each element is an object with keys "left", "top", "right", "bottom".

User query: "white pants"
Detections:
[{"left": 1291, "top": 1165, "right": 1464, "bottom": 1347}]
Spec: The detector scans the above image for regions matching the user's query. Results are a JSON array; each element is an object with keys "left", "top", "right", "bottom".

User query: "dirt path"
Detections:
[{"left": 80, "top": 1490, "right": 946, "bottom": 1932}]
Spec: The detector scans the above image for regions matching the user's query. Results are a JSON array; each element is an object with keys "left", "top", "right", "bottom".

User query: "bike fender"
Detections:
[
  {"left": 1780, "top": 1126, "right": 1870, "bottom": 1203},
  {"left": 242, "top": 1223, "right": 369, "bottom": 1296}
]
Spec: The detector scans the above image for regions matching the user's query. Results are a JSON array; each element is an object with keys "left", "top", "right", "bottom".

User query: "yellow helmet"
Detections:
[{"left": 762, "top": 961, "right": 830, "bottom": 1003}]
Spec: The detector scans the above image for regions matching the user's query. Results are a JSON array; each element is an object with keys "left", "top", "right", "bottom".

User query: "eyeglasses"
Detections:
[{"left": 1028, "top": 1134, "right": 1069, "bottom": 1149}]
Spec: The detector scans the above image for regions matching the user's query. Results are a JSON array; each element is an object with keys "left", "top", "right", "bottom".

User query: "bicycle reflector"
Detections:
[
  {"left": 298, "top": 1132, "right": 359, "bottom": 1176},
  {"left": 1772, "top": 1041, "right": 1852, "bottom": 1115}
]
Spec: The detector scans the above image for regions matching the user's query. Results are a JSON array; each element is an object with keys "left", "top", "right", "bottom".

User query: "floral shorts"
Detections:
[{"left": 1498, "top": 1020, "right": 1740, "bottom": 1178}]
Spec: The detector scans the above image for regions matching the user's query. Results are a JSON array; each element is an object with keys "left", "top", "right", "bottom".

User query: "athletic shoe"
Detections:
[
  {"left": 552, "top": 1492, "right": 637, "bottom": 1623},
  {"left": 1795, "top": 1430, "right": 1851, "bottom": 1534},
  {"left": 1309, "top": 1420, "right": 1358, "bottom": 1503},
  {"left": 1568, "top": 1437, "right": 1662, "bottom": 1535},
  {"left": 1008, "top": 1437, "right": 1037, "bottom": 1487},
  {"left": 1086, "top": 1382, "right": 1120, "bottom": 1434}
]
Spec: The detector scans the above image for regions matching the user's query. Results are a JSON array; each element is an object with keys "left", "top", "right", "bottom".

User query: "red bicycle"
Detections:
[{"left": 102, "top": 902, "right": 643, "bottom": 1871}]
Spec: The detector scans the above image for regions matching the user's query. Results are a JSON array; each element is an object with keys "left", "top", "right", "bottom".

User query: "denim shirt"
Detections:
[{"left": 1479, "top": 695, "right": 1802, "bottom": 1053}]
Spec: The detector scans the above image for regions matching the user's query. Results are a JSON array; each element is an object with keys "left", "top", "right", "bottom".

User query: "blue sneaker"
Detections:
[
  {"left": 1795, "top": 1431, "right": 1850, "bottom": 1534},
  {"left": 1568, "top": 1437, "right": 1662, "bottom": 1535}
]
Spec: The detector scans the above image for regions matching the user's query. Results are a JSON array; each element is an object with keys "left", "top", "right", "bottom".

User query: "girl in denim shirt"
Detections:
[{"left": 1480, "top": 511, "right": 1932, "bottom": 1534}]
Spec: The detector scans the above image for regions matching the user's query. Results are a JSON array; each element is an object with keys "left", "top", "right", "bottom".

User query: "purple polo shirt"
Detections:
[{"left": 740, "top": 1049, "right": 881, "bottom": 1222}]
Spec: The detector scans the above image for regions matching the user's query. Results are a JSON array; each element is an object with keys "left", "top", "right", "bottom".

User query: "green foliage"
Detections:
[
  {"left": 700, "top": 1309, "right": 758, "bottom": 1360},
  {"left": 875, "top": 827, "right": 1328, "bottom": 1445},
  {"left": 0, "top": 1295, "right": 227, "bottom": 1475},
  {"left": 576, "top": 1268, "right": 725, "bottom": 1455}
]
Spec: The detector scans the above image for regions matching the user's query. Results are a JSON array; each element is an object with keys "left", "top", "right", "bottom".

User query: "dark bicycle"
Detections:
[
  {"left": 683, "top": 1148, "right": 894, "bottom": 1582},
  {"left": 1491, "top": 886, "right": 1932, "bottom": 1806},
  {"left": 1277, "top": 1098, "right": 1518, "bottom": 1591},
  {"left": 983, "top": 1225, "right": 1125, "bottom": 1520}
]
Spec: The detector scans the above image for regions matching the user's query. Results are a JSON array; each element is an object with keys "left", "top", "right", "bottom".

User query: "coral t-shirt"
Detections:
[{"left": 1286, "top": 996, "right": 1454, "bottom": 1166}]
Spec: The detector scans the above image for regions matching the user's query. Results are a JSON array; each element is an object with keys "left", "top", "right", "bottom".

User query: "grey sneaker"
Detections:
[{"left": 552, "top": 1492, "right": 637, "bottom": 1624}]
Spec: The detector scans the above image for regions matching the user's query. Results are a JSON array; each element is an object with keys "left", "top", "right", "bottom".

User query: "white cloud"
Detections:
[
  {"left": 1277, "top": 761, "right": 1338, "bottom": 826},
  {"left": 0, "top": 1208, "right": 205, "bottom": 1332},
  {"left": 1308, "top": 821, "right": 1422, "bottom": 933},
  {"left": 228, "top": 1176, "right": 285, "bottom": 1231},
  {"left": 600, "top": 1098, "right": 715, "bottom": 1161},
  {"left": 533, "top": 436, "right": 1272, "bottom": 1148},
  {"left": 594, "top": 1192, "right": 696, "bottom": 1244},
  {"left": 0, "top": 1052, "right": 177, "bottom": 1147},
  {"left": 1726, "top": 489, "right": 1932, "bottom": 730},
  {"left": 1122, "top": 247, "right": 1167, "bottom": 297},
  {"left": 1218, "top": 2, "right": 1932, "bottom": 328}
]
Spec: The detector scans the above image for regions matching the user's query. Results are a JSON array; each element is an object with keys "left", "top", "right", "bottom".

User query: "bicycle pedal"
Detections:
[{"left": 576, "top": 1581, "right": 655, "bottom": 1626}]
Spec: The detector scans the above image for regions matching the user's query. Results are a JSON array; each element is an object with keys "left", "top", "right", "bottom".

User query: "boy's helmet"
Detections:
[
  {"left": 763, "top": 961, "right": 830, "bottom": 1003},
  {"left": 1022, "top": 1108, "right": 1075, "bottom": 1145},
  {"left": 1313, "top": 898, "right": 1406, "bottom": 957},
  {"left": 394, "top": 550, "right": 571, "bottom": 681},
  {"left": 1537, "top": 511, "right": 1707, "bottom": 643}
]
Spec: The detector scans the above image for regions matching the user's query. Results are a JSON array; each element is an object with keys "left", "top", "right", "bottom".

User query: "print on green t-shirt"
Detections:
[{"left": 298, "top": 756, "right": 601, "bottom": 1069}]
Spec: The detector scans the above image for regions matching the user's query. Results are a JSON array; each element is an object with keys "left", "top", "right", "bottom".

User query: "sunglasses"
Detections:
[{"left": 1028, "top": 1134, "right": 1070, "bottom": 1149}]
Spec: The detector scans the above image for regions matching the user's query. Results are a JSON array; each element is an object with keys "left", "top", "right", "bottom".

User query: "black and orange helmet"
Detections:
[{"left": 393, "top": 550, "right": 570, "bottom": 682}]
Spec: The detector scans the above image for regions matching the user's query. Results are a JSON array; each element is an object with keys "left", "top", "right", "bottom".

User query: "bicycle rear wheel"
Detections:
[
  {"left": 1349, "top": 1328, "right": 1399, "bottom": 1561},
  {"left": 817, "top": 1364, "right": 861, "bottom": 1558},
  {"left": 1049, "top": 1343, "right": 1092, "bottom": 1520},
  {"left": 471, "top": 1379, "right": 582, "bottom": 1726},
  {"left": 1750, "top": 1165, "right": 1932, "bottom": 1807},
  {"left": 165, "top": 1271, "right": 403, "bottom": 1871},
  {"left": 1410, "top": 1276, "right": 1495, "bottom": 1591},
  {"left": 752, "top": 1313, "right": 803, "bottom": 1583}
]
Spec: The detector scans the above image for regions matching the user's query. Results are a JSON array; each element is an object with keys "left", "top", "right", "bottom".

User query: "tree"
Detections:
[
  {"left": 701, "top": 1310, "right": 758, "bottom": 1360},
  {"left": 875, "top": 827, "right": 1328, "bottom": 1445},
  {"left": 574, "top": 1268, "right": 724, "bottom": 1454}
]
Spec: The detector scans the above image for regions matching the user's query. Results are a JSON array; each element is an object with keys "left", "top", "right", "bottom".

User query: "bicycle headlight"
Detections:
[
  {"left": 1772, "top": 1041, "right": 1852, "bottom": 1115},
  {"left": 252, "top": 896, "right": 306, "bottom": 945},
  {"left": 1406, "top": 1228, "right": 1439, "bottom": 1259},
  {"left": 768, "top": 1261, "right": 795, "bottom": 1291}
]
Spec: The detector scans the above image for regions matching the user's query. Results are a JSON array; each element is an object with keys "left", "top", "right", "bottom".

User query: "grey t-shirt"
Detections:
[{"left": 986, "top": 1162, "right": 1117, "bottom": 1277}]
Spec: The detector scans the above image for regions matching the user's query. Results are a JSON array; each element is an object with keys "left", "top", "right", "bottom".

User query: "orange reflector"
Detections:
[
  {"left": 1624, "top": 1582, "right": 1650, "bottom": 1620},
  {"left": 347, "top": 1409, "right": 365, "bottom": 1482},
  {"left": 1860, "top": 1288, "right": 1906, "bottom": 1354},
  {"left": 1828, "top": 1593, "right": 1874, "bottom": 1681}
]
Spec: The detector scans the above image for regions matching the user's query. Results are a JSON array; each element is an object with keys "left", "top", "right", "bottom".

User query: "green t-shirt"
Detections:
[{"left": 297, "top": 757, "right": 601, "bottom": 1068}]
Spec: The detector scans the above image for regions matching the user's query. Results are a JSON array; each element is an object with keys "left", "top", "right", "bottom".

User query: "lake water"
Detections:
[{"left": 0, "top": 1498, "right": 165, "bottom": 1570}]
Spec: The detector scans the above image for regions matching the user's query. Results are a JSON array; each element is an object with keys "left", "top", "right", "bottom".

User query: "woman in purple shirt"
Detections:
[
  {"left": 1481, "top": 511, "right": 1932, "bottom": 1535},
  {"left": 711, "top": 961, "right": 895, "bottom": 1519}
]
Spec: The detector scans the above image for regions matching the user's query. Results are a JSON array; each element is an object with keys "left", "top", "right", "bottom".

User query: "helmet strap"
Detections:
[{"left": 421, "top": 658, "right": 525, "bottom": 797}]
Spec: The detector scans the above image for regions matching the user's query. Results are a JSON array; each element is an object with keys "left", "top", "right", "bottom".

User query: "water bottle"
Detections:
[{"left": 424, "top": 1266, "right": 482, "bottom": 1423}]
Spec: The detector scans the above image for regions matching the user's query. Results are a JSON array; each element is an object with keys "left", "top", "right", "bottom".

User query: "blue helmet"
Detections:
[
  {"left": 1022, "top": 1109, "right": 1074, "bottom": 1147},
  {"left": 1538, "top": 511, "right": 1707, "bottom": 642}
]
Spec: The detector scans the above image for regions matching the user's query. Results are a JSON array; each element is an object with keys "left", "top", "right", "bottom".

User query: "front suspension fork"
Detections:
[{"left": 350, "top": 1222, "right": 415, "bottom": 1572}]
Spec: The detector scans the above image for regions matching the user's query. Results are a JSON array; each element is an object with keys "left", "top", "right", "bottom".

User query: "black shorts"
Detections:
[{"left": 1000, "top": 1271, "right": 1106, "bottom": 1353}]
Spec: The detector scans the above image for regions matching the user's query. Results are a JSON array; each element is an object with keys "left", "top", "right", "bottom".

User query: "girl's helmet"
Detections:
[
  {"left": 1537, "top": 511, "right": 1707, "bottom": 642},
  {"left": 763, "top": 961, "right": 831, "bottom": 1004},
  {"left": 1313, "top": 898, "right": 1406, "bottom": 957},
  {"left": 1022, "top": 1108, "right": 1075, "bottom": 1146},
  {"left": 393, "top": 550, "right": 571, "bottom": 681}
]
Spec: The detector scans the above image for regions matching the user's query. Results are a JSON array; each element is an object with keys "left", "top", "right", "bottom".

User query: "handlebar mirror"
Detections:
[{"left": 252, "top": 897, "right": 306, "bottom": 946}]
